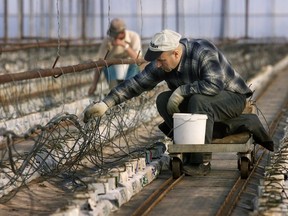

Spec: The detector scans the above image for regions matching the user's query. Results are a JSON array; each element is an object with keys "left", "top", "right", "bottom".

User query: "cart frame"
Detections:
[{"left": 168, "top": 132, "right": 255, "bottom": 179}]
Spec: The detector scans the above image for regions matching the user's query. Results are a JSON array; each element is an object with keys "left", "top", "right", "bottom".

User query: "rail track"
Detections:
[{"left": 112, "top": 67, "right": 288, "bottom": 216}]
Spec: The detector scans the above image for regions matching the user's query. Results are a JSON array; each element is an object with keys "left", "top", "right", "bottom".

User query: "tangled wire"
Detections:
[{"left": 0, "top": 84, "right": 165, "bottom": 202}]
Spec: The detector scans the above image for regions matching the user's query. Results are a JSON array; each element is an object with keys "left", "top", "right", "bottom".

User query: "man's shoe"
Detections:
[
  {"left": 158, "top": 122, "right": 173, "bottom": 139},
  {"left": 183, "top": 162, "right": 211, "bottom": 176},
  {"left": 259, "top": 141, "right": 274, "bottom": 152}
]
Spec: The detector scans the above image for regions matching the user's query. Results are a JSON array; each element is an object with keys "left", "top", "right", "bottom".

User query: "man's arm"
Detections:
[{"left": 113, "top": 38, "right": 139, "bottom": 59}]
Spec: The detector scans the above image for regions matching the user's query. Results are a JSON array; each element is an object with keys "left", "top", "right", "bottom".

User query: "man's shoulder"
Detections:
[
  {"left": 185, "top": 38, "right": 217, "bottom": 52},
  {"left": 182, "top": 38, "right": 212, "bottom": 45},
  {"left": 125, "top": 30, "right": 141, "bottom": 47},
  {"left": 126, "top": 29, "right": 140, "bottom": 37},
  {"left": 180, "top": 38, "right": 204, "bottom": 51}
]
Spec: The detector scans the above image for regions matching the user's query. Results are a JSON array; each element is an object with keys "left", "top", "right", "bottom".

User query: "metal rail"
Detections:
[
  {"left": 215, "top": 146, "right": 268, "bottom": 216},
  {"left": 0, "top": 40, "right": 102, "bottom": 52},
  {"left": 132, "top": 174, "right": 185, "bottom": 216},
  {"left": 215, "top": 94, "right": 286, "bottom": 215},
  {"left": 217, "top": 82, "right": 288, "bottom": 215}
]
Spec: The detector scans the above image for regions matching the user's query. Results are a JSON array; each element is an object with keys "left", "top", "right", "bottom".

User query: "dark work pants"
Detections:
[{"left": 156, "top": 90, "right": 247, "bottom": 163}]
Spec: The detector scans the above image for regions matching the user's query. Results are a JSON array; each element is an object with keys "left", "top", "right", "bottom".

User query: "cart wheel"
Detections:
[
  {"left": 171, "top": 158, "right": 182, "bottom": 179},
  {"left": 169, "top": 158, "right": 172, "bottom": 170},
  {"left": 237, "top": 159, "right": 241, "bottom": 171},
  {"left": 240, "top": 157, "right": 250, "bottom": 179}
]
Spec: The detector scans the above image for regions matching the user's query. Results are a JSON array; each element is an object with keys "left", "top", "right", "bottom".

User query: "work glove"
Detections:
[
  {"left": 83, "top": 101, "right": 108, "bottom": 123},
  {"left": 167, "top": 87, "right": 184, "bottom": 115}
]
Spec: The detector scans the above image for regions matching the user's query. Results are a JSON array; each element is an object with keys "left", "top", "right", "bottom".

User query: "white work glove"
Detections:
[
  {"left": 83, "top": 101, "right": 108, "bottom": 123},
  {"left": 167, "top": 87, "right": 184, "bottom": 115}
]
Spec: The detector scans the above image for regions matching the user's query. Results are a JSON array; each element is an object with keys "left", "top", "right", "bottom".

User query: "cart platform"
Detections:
[{"left": 168, "top": 132, "right": 255, "bottom": 179}]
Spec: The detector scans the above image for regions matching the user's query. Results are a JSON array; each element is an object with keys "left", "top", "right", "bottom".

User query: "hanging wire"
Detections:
[
  {"left": 56, "top": 0, "right": 61, "bottom": 57},
  {"left": 139, "top": 0, "right": 143, "bottom": 37},
  {"left": 52, "top": 0, "right": 61, "bottom": 76}
]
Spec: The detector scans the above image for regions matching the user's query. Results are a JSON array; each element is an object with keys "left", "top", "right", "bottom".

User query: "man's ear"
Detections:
[{"left": 173, "top": 48, "right": 181, "bottom": 59}]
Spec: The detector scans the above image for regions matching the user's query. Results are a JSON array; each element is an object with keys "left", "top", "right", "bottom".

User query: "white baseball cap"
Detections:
[{"left": 144, "top": 29, "right": 182, "bottom": 61}]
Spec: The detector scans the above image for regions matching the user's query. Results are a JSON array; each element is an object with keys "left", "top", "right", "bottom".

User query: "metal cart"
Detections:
[{"left": 168, "top": 132, "right": 255, "bottom": 179}]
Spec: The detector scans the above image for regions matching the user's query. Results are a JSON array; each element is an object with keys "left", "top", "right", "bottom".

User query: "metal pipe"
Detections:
[{"left": 0, "top": 58, "right": 146, "bottom": 84}]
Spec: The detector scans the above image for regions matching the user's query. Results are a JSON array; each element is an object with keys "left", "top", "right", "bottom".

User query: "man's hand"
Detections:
[
  {"left": 83, "top": 101, "right": 108, "bottom": 123},
  {"left": 167, "top": 87, "right": 184, "bottom": 115},
  {"left": 112, "top": 38, "right": 126, "bottom": 47}
]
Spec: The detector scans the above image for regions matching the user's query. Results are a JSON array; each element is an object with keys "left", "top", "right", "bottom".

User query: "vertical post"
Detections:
[
  {"left": 245, "top": 0, "right": 249, "bottom": 39},
  {"left": 29, "top": 0, "right": 34, "bottom": 38},
  {"left": 40, "top": 0, "right": 45, "bottom": 38},
  {"left": 177, "top": 0, "right": 185, "bottom": 35},
  {"left": 49, "top": 0, "right": 53, "bottom": 38},
  {"left": 69, "top": 0, "right": 72, "bottom": 39},
  {"left": 4, "top": 0, "right": 8, "bottom": 41},
  {"left": 175, "top": 0, "right": 179, "bottom": 32},
  {"left": 18, "top": 0, "right": 24, "bottom": 39},
  {"left": 81, "top": 0, "right": 86, "bottom": 40},
  {"left": 60, "top": 0, "right": 63, "bottom": 40},
  {"left": 100, "top": 0, "right": 105, "bottom": 39},
  {"left": 219, "top": 0, "right": 227, "bottom": 39},
  {"left": 162, "top": 0, "right": 167, "bottom": 29}
]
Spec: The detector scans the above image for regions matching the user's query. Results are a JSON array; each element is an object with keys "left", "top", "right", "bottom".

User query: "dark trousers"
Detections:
[{"left": 156, "top": 90, "right": 247, "bottom": 163}]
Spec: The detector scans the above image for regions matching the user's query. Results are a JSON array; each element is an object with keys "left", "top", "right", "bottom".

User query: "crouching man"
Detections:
[{"left": 83, "top": 29, "right": 273, "bottom": 176}]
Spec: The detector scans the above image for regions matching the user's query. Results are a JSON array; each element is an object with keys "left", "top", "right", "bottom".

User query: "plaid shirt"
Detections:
[{"left": 103, "top": 38, "right": 253, "bottom": 108}]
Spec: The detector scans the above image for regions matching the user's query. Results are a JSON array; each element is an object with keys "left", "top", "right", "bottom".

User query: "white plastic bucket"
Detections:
[
  {"left": 113, "top": 64, "right": 129, "bottom": 80},
  {"left": 173, "top": 113, "right": 208, "bottom": 144}
]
